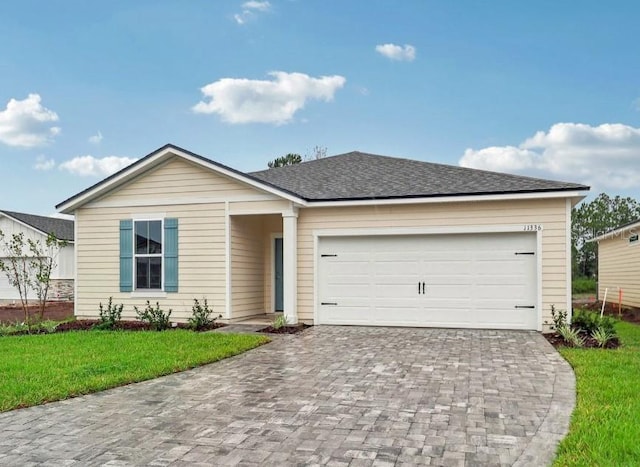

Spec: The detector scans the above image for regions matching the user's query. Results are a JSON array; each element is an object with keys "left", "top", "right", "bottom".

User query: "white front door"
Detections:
[{"left": 317, "top": 232, "right": 538, "bottom": 330}]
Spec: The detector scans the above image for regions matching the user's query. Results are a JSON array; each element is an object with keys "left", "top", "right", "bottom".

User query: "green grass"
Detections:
[
  {"left": 554, "top": 321, "right": 640, "bottom": 466},
  {"left": 0, "top": 330, "right": 269, "bottom": 412},
  {"left": 572, "top": 276, "right": 597, "bottom": 294}
]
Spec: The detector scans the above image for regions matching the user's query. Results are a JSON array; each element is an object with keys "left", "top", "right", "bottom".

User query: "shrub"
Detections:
[
  {"left": 572, "top": 309, "right": 616, "bottom": 335},
  {"left": 272, "top": 314, "right": 289, "bottom": 330},
  {"left": 558, "top": 325, "right": 585, "bottom": 348},
  {"left": 188, "top": 298, "right": 221, "bottom": 331},
  {"left": 96, "top": 297, "right": 123, "bottom": 330},
  {"left": 572, "top": 276, "right": 597, "bottom": 294},
  {"left": 0, "top": 320, "right": 60, "bottom": 336},
  {"left": 134, "top": 301, "right": 172, "bottom": 331},
  {"left": 591, "top": 326, "right": 614, "bottom": 348},
  {"left": 549, "top": 305, "right": 568, "bottom": 331},
  {"left": 0, "top": 321, "right": 29, "bottom": 336}
]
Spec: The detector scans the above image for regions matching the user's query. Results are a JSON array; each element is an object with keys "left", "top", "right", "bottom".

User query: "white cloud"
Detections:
[
  {"left": 243, "top": 1, "right": 270, "bottom": 11},
  {"left": 193, "top": 71, "right": 346, "bottom": 124},
  {"left": 234, "top": 0, "right": 270, "bottom": 24},
  {"left": 459, "top": 123, "right": 640, "bottom": 189},
  {"left": 59, "top": 155, "right": 138, "bottom": 177},
  {"left": 375, "top": 43, "right": 416, "bottom": 62},
  {"left": 88, "top": 131, "right": 103, "bottom": 144},
  {"left": 34, "top": 155, "right": 55, "bottom": 171},
  {"left": 0, "top": 94, "right": 60, "bottom": 147}
]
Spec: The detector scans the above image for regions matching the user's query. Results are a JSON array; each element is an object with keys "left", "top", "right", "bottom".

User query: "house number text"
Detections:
[{"left": 523, "top": 224, "right": 543, "bottom": 231}]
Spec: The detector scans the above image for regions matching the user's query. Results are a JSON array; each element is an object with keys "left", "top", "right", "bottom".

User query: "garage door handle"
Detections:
[
  {"left": 515, "top": 252, "right": 535, "bottom": 255},
  {"left": 515, "top": 305, "right": 535, "bottom": 309},
  {"left": 422, "top": 282, "right": 426, "bottom": 294},
  {"left": 418, "top": 282, "right": 421, "bottom": 294},
  {"left": 321, "top": 302, "right": 338, "bottom": 306}
]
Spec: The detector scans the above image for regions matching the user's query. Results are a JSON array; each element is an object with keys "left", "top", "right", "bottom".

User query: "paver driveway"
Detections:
[{"left": 0, "top": 327, "right": 574, "bottom": 466}]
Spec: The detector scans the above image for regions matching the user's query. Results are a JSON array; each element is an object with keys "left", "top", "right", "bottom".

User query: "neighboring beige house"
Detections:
[
  {"left": 56, "top": 144, "right": 588, "bottom": 331},
  {"left": 0, "top": 210, "right": 75, "bottom": 303},
  {"left": 592, "top": 219, "right": 640, "bottom": 308}
]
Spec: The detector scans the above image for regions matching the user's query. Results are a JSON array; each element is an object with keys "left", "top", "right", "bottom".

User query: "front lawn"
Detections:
[
  {"left": 554, "top": 320, "right": 640, "bottom": 465},
  {"left": 0, "top": 330, "right": 269, "bottom": 412}
]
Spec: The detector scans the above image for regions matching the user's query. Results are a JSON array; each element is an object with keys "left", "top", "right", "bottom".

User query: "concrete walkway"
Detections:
[{"left": 0, "top": 327, "right": 575, "bottom": 466}]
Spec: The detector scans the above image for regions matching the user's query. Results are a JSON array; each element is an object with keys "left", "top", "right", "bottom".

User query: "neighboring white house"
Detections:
[{"left": 0, "top": 210, "right": 74, "bottom": 303}]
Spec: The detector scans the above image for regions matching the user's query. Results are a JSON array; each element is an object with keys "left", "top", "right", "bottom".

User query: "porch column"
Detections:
[{"left": 282, "top": 209, "right": 298, "bottom": 324}]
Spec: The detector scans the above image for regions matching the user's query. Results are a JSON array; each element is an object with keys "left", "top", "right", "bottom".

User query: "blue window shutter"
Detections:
[
  {"left": 119, "top": 220, "right": 133, "bottom": 292},
  {"left": 164, "top": 218, "right": 179, "bottom": 292}
]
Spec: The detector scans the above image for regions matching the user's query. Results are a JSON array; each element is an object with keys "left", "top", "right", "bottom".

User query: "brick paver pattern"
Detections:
[{"left": 0, "top": 327, "right": 574, "bottom": 466}]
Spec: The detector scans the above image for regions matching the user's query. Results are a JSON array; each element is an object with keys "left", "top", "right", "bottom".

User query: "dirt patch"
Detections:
[
  {"left": 258, "top": 324, "right": 311, "bottom": 334},
  {"left": 575, "top": 300, "right": 640, "bottom": 325},
  {"left": 0, "top": 301, "right": 74, "bottom": 324}
]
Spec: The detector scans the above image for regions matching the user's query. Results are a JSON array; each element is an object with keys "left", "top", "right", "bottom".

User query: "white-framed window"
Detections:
[{"left": 134, "top": 219, "right": 163, "bottom": 290}]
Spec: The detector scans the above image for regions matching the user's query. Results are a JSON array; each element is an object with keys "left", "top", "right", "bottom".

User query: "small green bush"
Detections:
[
  {"left": 135, "top": 301, "right": 172, "bottom": 331},
  {"left": 572, "top": 276, "right": 597, "bottom": 294},
  {"left": 558, "top": 325, "right": 585, "bottom": 348},
  {"left": 591, "top": 327, "right": 614, "bottom": 348},
  {"left": 96, "top": 297, "right": 123, "bottom": 330},
  {"left": 188, "top": 298, "right": 221, "bottom": 331},
  {"left": 0, "top": 320, "right": 60, "bottom": 336},
  {"left": 272, "top": 314, "right": 289, "bottom": 330},
  {"left": 549, "top": 305, "right": 568, "bottom": 331},
  {"left": 0, "top": 321, "right": 29, "bottom": 336},
  {"left": 572, "top": 309, "right": 616, "bottom": 335}
]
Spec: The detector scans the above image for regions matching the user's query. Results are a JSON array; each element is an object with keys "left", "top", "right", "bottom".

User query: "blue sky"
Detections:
[{"left": 1, "top": 0, "right": 639, "bottom": 215}]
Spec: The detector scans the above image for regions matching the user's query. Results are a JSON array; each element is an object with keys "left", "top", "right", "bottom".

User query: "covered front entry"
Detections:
[
  {"left": 228, "top": 209, "right": 296, "bottom": 323},
  {"left": 317, "top": 232, "right": 539, "bottom": 330}
]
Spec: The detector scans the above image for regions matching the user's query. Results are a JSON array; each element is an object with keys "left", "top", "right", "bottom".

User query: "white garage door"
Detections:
[
  {"left": 0, "top": 258, "right": 21, "bottom": 301},
  {"left": 317, "top": 232, "right": 538, "bottom": 330}
]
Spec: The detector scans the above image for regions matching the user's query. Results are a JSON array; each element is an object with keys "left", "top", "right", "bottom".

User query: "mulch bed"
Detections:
[
  {"left": 544, "top": 331, "right": 620, "bottom": 349},
  {"left": 258, "top": 323, "right": 311, "bottom": 334},
  {"left": 0, "top": 301, "right": 74, "bottom": 324},
  {"left": 576, "top": 300, "right": 640, "bottom": 325},
  {"left": 55, "top": 320, "right": 225, "bottom": 332}
]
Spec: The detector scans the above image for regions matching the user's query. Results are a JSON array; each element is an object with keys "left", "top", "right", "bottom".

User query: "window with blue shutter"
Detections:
[
  {"left": 119, "top": 220, "right": 133, "bottom": 292},
  {"left": 121, "top": 218, "right": 179, "bottom": 293},
  {"left": 164, "top": 218, "right": 179, "bottom": 292}
]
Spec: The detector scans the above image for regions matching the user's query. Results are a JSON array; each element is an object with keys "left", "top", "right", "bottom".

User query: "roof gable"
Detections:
[
  {"left": 56, "top": 144, "right": 304, "bottom": 213},
  {"left": 250, "top": 151, "right": 590, "bottom": 201},
  {"left": 591, "top": 218, "right": 640, "bottom": 242},
  {"left": 0, "top": 210, "right": 74, "bottom": 241}
]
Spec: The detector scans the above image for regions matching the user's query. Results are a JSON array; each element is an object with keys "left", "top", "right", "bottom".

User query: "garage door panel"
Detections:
[
  {"left": 423, "top": 261, "right": 471, "bottom": 275},
  {"left": 322, "top": 285, "right": 372, "bottom": 298},
  {"left": 318, "top": 233, "right": 538, "bottom": 330}
]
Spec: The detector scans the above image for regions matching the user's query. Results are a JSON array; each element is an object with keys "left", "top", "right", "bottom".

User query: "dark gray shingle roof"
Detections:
[
  {"left": 249, "top": 151, "right": 589, "bottom": 201},
  {"left": 0, "top": 210, "right": 74, "bottom": 241}
]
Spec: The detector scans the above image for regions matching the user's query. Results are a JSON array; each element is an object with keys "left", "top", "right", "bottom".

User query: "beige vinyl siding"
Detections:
[
  {"left": 96, "top": 156, "right": 272, "bottom": 205},
  {"left": 75, "top": 202, "right": 227, "bottom": 321},
  {"left": 598, "top": 235, "right": 640, "bottom": 307},
  {"left": 230, "top": 215, "right": 265, "bottom": 320},
  {"left": 76, "top": 156, "right": 284, "bottom": 321},
  {"left": 296, "top": 198, "right": 569, "bottom": 326}
]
